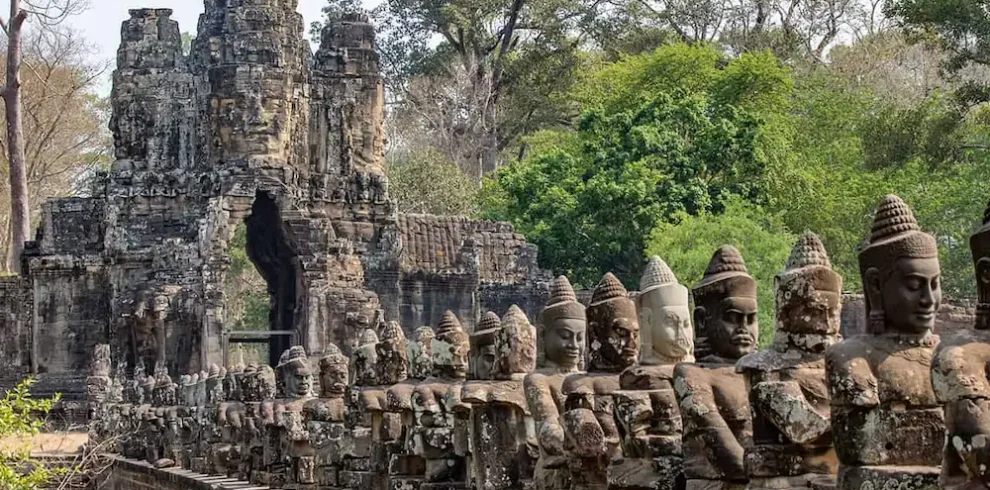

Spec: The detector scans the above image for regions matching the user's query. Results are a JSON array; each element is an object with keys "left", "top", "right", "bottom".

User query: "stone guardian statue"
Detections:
[
  {"left": 737, "top": 232, "right": 841, "bottom": 490},
  {"left": 673, "top": 245, "right": 757, "bottom": 490},
  {"left": 826, "top": 195, "right": 943, "bottom": 490}
]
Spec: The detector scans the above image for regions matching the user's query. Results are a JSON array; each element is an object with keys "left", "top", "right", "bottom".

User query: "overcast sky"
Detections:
[{"left": 64, "top": 0, "right": 351, "bottom": 94}]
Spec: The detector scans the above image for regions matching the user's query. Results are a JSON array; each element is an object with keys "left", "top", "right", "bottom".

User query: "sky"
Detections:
[{"left": 65, "top": 0, "right": 343, "bottom": 94}]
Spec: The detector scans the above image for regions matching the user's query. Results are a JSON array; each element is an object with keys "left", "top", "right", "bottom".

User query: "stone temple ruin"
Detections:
[
  {"left": 6, "top": 2, "right": 990, "bottom": 490},
  {"left": 0, "top": 1, "right": 549, "bottom": 402}
]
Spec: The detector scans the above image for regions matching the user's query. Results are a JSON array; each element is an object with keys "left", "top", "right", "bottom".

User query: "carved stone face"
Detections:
[
  {"left": 473, "top": 342, "right": 497, "bottom": 380},
  {"left": 284, "top": 368, "right": 313, "bottom": 399},
  {"left": 706, "top": 297, "right": 758, "bottom": 359},
  {"left": 869, "top": 257, "right": 941, "bottom": 334},
  {"left": 353, "top": 345, "right": 378, "bottom": 385},
  {"left": 776, "top": 288, "right": 840, "bottom": 335},
  {"left": 152, "top": 295, "right": 169, "bottom": 314},
  {"left": 433, "top": 332, "right": 469, "bottom": 380},
  {"left": 588, "top": 301, "right": 640, "bottom": 370},
  {"left": 544, "top": 318, "right": 586, "bottom": 370},
  {"left": 320, "top": 361, "right": 348, "bottom": 397},
  {"left": 638, "top": 290, "right": 693, "bottom": 362}
]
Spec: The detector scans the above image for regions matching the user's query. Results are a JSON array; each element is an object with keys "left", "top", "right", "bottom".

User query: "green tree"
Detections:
[
  {"left": 224, "top": 223, "right": 270, "bottom": 364},
  {"left": 0, "top": 378, "right": 62, "bottom": 489},
  {"left": 645, "top": 198, "right": 795, "bottom": 344},
  {"left": 886, "top": 0, "right": 990, "bottom": 105},
  {"left": 480, "top": 44, "right": 794, "bottom": 286},
  {"left": 386, "top": 148, "right": 479, "bottom": 216}
]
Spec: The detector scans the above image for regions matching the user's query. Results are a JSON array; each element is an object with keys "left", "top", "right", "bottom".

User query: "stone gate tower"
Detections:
[{"left": 0, "top": 1, "right": 549, "bottom": 398}]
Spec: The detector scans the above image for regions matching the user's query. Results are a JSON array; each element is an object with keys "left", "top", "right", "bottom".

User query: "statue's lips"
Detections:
[
  {"left": 914, "top": 311, "right": 935, "bottom": 321},
  {"left": 731, "top": 335, "right": 753, "bottom": 346}
]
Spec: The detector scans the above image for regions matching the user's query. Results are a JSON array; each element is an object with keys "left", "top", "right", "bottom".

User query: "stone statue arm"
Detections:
[
  {"left": 825, "top": 344, "right": 879, "bottom": 407},
  {"left": 674, "top": 364, "right": 746, "bottom": 476},
  {"left": 751, "top": 380, "right": 830, "bottom": 444},
  {"left": 931, "top": 342, "right": 990, "bottom": 403},
  {"left": 525, "top": 374, "right": 565, "bottom": 457}
]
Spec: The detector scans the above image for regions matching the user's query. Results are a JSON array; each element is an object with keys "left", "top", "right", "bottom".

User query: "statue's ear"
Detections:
[
  {"left": 638, "top": 307, "right": 652, "bottom": 329},
  {"left": 977, "top": 258, "right": 990, "bottom": 288},
  {"left": 864, "top": 267, "right": 883, "bottom": 308},
  {"left": 693, "top": 306, "right": 707, "bottom": 336}
]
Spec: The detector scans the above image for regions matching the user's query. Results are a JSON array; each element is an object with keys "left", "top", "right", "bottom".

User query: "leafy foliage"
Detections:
[
  {"left": 481, "top": 45, "right": 794, "bottom": 287},
  {"left": 0, "top": 378, "right": 63, "bottom": 490},
  {"left": 386, "top": 148, "right": 480, "bottom": 216},
  {"left": 224, "top": 223, "right": 270, "bottom": 365},
  {"left": 645, "top": 198, "right": 795, "bottom": 344}
]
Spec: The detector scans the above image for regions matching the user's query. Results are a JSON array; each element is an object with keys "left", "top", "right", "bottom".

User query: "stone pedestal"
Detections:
[{"left": 837, "top": 466, "right": 939, "bottom": 490}]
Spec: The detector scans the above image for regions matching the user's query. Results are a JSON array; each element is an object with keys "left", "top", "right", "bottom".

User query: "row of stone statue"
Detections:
[{"left": 87, "top": 194, "right": 990, "bottom": 490}]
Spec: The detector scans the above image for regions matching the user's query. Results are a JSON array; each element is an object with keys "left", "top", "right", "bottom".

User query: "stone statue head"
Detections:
[
  {"left": 276, "top": 346, "right": 314, "bottom": 399},
  {"left": 692, "top": 246, "right": 759, "bottom": 361},
  {"left": 152, "top": 294, "right": 170, "bottom": 314},
  {"left": 319, "top": 343, "right": 349, "bottom": 397},
  {"left": 91, "top": 344, "right": 112, "bottom": 377},
  {"left": 587, "top": 273, "right": 640, "bottom": 372},
  {"left": 540, "top": 276, "right": 586, "bottom": 372},
  {"left": 130, "top": 363, "right": 146, "bottom": 404},
  {"left": 637, "top": 256, "right": 694, "bottom": 365},
  {"left": 180, "top": 374, "right": 195, "bottom": 406},
  {"left": 470, "top": 312, "right": 501, "bottom": 379},
  {"left": 971, "top": 200, "right": 990, "bottom": 329},
  {"left": 257, "top": 365, "right": 277, "bottom": 400},
  {"left": 495, "top": 305, "right": 537, "bottom": 379},
  {"left": 353, "top": 329, "right": 380, "bottom": 386},
  {"left": 139, "top": 370, "right": 155, "bottom": 404},
  {"left": 195, "top": 370, "right": 208, "bottom": 406},
  {"left": 432, "top": 311, "right": 470, "bottom": 380},
  {"left": 207, "top": 364, "right": 225, "bottom": 405},
  {"left": 859, "top": 195, "right": 941, "bottom": 335},
  {"left": 223, "top": 362, "right": 243, "bottom": 402},
  {"left": 408, "top": 326, "right": 435, "bottom": 379},
  {"left": 239, "top": 364, "right": 260, "bottom": 401},
  {"left": 153, "top": 372, "right": 176, "bottom": 406},
  {"left": 376, "top": 321, "right": 409, "bottom": 384},
  {"left": 775, "top": 232, "right": 842, "bottom": 351}
]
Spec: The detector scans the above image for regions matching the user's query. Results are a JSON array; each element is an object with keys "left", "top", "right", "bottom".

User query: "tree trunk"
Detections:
[{"left": 4, "top": 2, "right": 28, "bottom": 274}]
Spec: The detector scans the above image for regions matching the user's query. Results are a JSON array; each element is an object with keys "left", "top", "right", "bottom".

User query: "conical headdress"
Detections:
[
  {"left": 380, "top": 321, "right": 406, "bottom": 341},
  {"left": 413, "top": 326, "right": 435, "bottom": 344},
  {"left": 692, "top": 245, "right": 757, "bottom": 299},
  {"left": 549, "top": 275, "right": 578, "bottom": 305},
  {"left": 858, "top": 195, "right": 937, "bottom": 279},
  {"left": 360, "top": 328, "right": 380, "bottom": 346},
  {"left": 277, "top": 345, "right": 312, "bottom": 375},
  {"left": 640, "top": 256, "right": 677, "bottom": 293},
  {"left": 477, "top": 311, "right": 501, "bottom": 332},
  {"left": 436, "top": 311, "right": 465, "bottom": 340},
  {"left": 542, "top": 276, "right": 585, "bottom": 323},
  {"left": 590, "top": 273, "right": 628, "bottom": 306},
  {"left": 320, "top": 343, "right": 348, "bottom": 370},
  {"left": 777, "top": 232, "right": 842, "bottom": 294},
  {"left": 208, "top": 363, "right": 221, "bottom": 379},
  {"left": 496, "top": 305, "right": 537, "bottom": 376},
  {"left": 786, "top": 232, "right": 831, "bottom": 270}
]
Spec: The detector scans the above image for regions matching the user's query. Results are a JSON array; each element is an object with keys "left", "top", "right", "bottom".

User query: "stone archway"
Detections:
[{"left": 243, "top": 191, "right": 298, "bottom": 366}]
